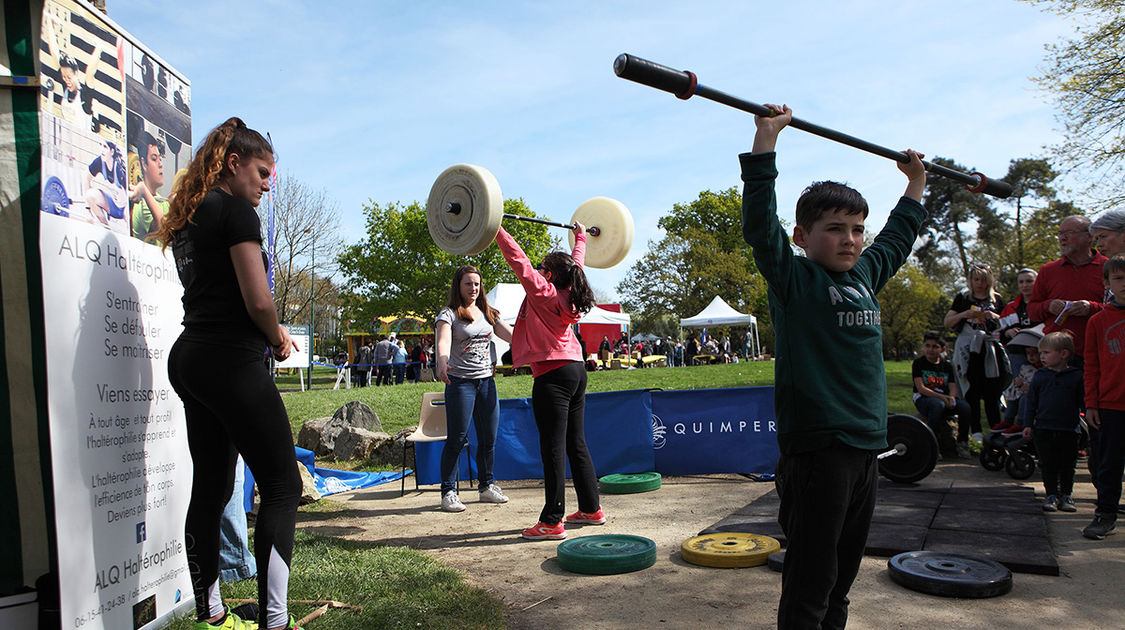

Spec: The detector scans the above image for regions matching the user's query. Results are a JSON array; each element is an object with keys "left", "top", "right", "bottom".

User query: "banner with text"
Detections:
[
  {"left": 38, "top": 1, "right": 194, "bottom": 628},
  {"left": 650, "top": 387, "right": 779, "bottom": 475}
]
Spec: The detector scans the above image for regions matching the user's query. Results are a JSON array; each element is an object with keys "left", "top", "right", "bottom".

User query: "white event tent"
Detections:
[
  {"left": 679, "top": 296, "right": 760, "bottom": 358},
  {"left": 485, "top": 283, "right": 631, "bottom": 362}
]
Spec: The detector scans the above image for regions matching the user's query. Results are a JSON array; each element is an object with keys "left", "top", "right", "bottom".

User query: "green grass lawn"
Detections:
[
  {"left": 167, "top": 531, "right": 507, "bottom": 630},
  {"left": 169, "top": 361, "right": 916, "bottom": 629},
  {"left": 282, "top": 360, "right": 918, "bottom": 440}
]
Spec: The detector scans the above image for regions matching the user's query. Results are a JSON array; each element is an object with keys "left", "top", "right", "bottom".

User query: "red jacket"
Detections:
[
  {"left": 1084, "top": 303, "right": 1125, "bottom": 412},
  {"left": 495, "top": 226, "right": 586, "bottom": 373},
  {"left": 1027, "top": 251, "right": 1108, "bottom": 355}
]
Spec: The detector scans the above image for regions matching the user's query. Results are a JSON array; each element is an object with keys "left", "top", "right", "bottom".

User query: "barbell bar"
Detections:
[
  {"left": 613, "top": 53, "right": 1013, "bottom": 199},
  {"left": 426, "top": 163, "right": 634, "bottom": 268}
]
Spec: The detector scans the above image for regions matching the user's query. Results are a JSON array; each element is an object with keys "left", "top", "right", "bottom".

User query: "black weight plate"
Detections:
[
  {"left": 879, "top": 414, "right": 939, "bottom": 484},
  {"left": 1005, "top": 451, "right": 1036, "bottom": 480},
  {"left": 888, "top": 551, "right": 1012, "bottom": 598},
  {"left": 767, "top": 551, "right": 785, "bottom": 573}
]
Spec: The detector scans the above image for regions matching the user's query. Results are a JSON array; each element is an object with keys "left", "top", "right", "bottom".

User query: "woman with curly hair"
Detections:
[{"left": 156, "top": 118, "right": 302, "bottom": 630}]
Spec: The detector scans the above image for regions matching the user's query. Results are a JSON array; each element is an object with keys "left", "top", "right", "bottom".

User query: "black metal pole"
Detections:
[
  {"left": 500, "top": 212, "right": 600, "bottom": 236},
  {"left": 613, "top": 53, "right": 1012, "bottom": 199}
]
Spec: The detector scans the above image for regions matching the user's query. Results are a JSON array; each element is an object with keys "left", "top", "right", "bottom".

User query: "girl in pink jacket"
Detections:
[{"left": 495, "top": 222, "right": 606, "bottom": 540}]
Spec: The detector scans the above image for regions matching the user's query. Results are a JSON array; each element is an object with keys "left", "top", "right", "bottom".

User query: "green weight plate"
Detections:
[
  {"left": 598, "top": 472, "right": 662, "bottom": 494},
  {"left": 557, "top": 534, "right": 657, "bottom": 575}
]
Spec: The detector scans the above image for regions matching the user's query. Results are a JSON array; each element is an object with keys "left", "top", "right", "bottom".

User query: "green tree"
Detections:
[
  {"left": 260, "top": 173, "right": 342, "bottom": 331},
  {"left": 338, "top": 198, "right": 553, "bottom": 329},
  {"left": 1026, "top": 0, "right": 1125, "bottom": 207},
  {"left": 915, "top": 157, "right": 999, "bottom": 289},
  {"left": 998, "top": 158, "right": 1059, "bottom": 267},
  {"left": 878, "top": 262, "right": 946, "bottom": 358},
  {"left": 616, "top": 188, "right": 771, "bottom": 346}
]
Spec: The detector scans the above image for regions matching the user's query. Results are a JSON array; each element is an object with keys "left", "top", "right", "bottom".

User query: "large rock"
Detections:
[
  {"left": 368, "top": 428, "right": 413, "bottom": 468},
  {"left": 335, "top": 427, "right": 391, "bottom": 461},
  {"left": 296, "top": 401, "right": 382, "bottom": 456},
  {"left": 296, "top": 417, "right": 334, "bottom": 455},
  {"left": 333, "top": 401, "right": 382, "bottom": 432},
  {"left": 297, "top": 461, "right": 321, "bottom": 505}
]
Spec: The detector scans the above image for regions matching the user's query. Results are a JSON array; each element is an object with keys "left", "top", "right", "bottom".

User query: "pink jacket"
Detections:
[{"left": 495, "top": 226, "right": 586, "bottom": 369}]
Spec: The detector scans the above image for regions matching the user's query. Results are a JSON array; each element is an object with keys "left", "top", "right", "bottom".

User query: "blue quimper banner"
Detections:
[
  {"left": 414, "top": 387, "right": 778, "bottom": 484},
  {"left": 651, "top": 387, "right": 778, "bottom": 475}
]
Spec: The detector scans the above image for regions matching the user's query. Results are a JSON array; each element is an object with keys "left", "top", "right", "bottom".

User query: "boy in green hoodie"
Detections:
[{"left": 740, "top": 105, "right": 927, "bottom": 629}]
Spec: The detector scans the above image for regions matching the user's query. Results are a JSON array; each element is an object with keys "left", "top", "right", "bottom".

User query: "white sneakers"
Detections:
[
  {"left": 479, "top": 483, "right": 509, "bottom": 504},
  {"left": 440, "top": 491, "right": 466, "bottom": 512},
  {"left": 441, "top": 484, "right": 509, "bottom": 512}
]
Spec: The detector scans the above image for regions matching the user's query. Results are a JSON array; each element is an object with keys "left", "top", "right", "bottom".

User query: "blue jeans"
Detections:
[
  {"left": 218, "top": 457, "right": 256, "bottom": 582},
  {"left": 440, "top": 376, "right": 499, "bottom": 494},
  {"left": 914, "top": 396, "right": 969, "bottom": 453}
]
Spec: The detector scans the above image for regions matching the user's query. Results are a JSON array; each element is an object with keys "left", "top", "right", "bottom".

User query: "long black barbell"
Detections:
[
  {"left": 444, "top": 202, "right": 601, "bottom": 236},
  {"left": 613, "top": 53, "right": 1012, "bottom": 199}
]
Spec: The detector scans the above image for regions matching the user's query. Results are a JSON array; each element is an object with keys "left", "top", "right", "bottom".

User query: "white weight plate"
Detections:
[
  {"left": 568, "top": 196, "right": 634, "bottom": 268},
  {"left": 426, "top": 164, "right": 504, "bottom": 256}
]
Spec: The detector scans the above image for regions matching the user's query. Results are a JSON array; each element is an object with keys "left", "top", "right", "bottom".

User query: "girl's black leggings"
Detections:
[
  {"left": 531, "top": 361, "right": 600, "bottom": 525},
  {"left": 169, "top": 338, "right": 301, "bottom": 628}
]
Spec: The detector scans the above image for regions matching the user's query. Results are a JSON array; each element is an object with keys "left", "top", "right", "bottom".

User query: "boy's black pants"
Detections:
[
  {"left": 1092, "top": 409, "right": 1125, "bottom": 516},
  {"left": 776, "top": 443, "right": 877, "bottom": 630},
  {"left": 1032, "top": 428, "right": 1079, "bottom": 497}
]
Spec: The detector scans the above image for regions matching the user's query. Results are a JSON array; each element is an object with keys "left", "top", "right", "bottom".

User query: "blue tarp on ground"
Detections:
[{"left": 244, "top": 447, "right": 408, "bottom": 511}]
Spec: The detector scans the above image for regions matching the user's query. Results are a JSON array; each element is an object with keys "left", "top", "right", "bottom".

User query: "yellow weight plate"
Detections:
[
  {"left": 680, "top": 533, "right": 781, "bottom": 568},
  {"left": 568, "top": 196, "right": 633, "bottom": 268}
]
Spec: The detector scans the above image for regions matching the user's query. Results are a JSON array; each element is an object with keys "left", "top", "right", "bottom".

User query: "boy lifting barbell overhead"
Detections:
[{"left": 741, "top": 103, "right": 927, "bottom": 629}]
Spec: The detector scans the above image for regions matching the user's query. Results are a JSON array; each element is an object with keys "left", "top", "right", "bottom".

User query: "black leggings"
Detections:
[
  {"left": 169, "top": 338, "right": 301, "bottom": 628},
  {"left": 961, "top": 355, "right": 1004, "bottom": 441},
  {"left": 531, "top": 361, "right": 599, "bottom": 525}
]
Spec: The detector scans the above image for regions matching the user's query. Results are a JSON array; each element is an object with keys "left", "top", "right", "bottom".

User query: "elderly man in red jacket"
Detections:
[{"left": 1028, "top": 215, "right": 1109, "bottom": 361}]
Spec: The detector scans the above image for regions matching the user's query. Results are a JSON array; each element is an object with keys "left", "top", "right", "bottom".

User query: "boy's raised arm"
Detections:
[
  {"left": 897, "top": 150, "right": 927, "bottom": 202},
  {"left": 752, "top": 104, "right": 792, "bottom": 154}
]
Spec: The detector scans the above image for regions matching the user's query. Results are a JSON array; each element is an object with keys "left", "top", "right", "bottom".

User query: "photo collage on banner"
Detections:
[
  {"left": 39, "top": 0, "right": 192, "bottom": 245},
  {"left": 37, "top": 1, "right": 195, "bottom": 629}
]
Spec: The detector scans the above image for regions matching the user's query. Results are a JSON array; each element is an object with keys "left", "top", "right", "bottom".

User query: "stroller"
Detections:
[
  {"left": 979, "top": 429, "right": 1037, "bottom": 479},
  {"left": 980, "top": 417, "right": 1090, "bottom": 480}
]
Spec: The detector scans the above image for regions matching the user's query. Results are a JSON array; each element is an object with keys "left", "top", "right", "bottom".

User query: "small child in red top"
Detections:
[
  {"left": 494, "top": 222, "right": 606, "bottom": 540},
  {"left": 1082, "top": 255, "right": 1125, "bottom": 539}
]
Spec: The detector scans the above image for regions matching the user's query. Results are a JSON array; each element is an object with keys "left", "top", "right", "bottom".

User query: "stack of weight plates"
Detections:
[{"left": 598, "top": 472, "right": 661, "bottom": 494}]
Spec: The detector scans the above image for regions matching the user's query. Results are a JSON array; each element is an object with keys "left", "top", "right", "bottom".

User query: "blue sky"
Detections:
[{"left": 107, "top": 0, "right": 1072, "bottom": 299}]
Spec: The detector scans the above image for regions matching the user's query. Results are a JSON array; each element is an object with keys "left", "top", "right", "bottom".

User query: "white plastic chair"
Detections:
[{"left": 401, "top": 392, "right": 474, "bottom": 495}]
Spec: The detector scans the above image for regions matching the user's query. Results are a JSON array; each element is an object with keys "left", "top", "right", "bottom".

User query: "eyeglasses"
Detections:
[
  {"left": 1057, "top": 229, "right": 1087, "bottom": 238},
  {"left": 535, "top": 263, "right": 546, "bottom": 272}
]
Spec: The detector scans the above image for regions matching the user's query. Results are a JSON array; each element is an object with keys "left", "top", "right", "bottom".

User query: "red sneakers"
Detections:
[
  {"left": 565, "top": 507, "right": 607, "bottom": 525},
  {"left": 991, "top": 421, "right": 1012, "bottom": 432},
  {"left": 1002, "top": 424, "right": 1025, "bottom": 436},
  {"left": 521, "top": 521, "right": 566, "bottom": 540}
]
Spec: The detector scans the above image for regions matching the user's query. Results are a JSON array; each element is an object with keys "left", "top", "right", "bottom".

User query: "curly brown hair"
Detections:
[{"left": 154, "top": 117, "right": 273, "bottom": 249}]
